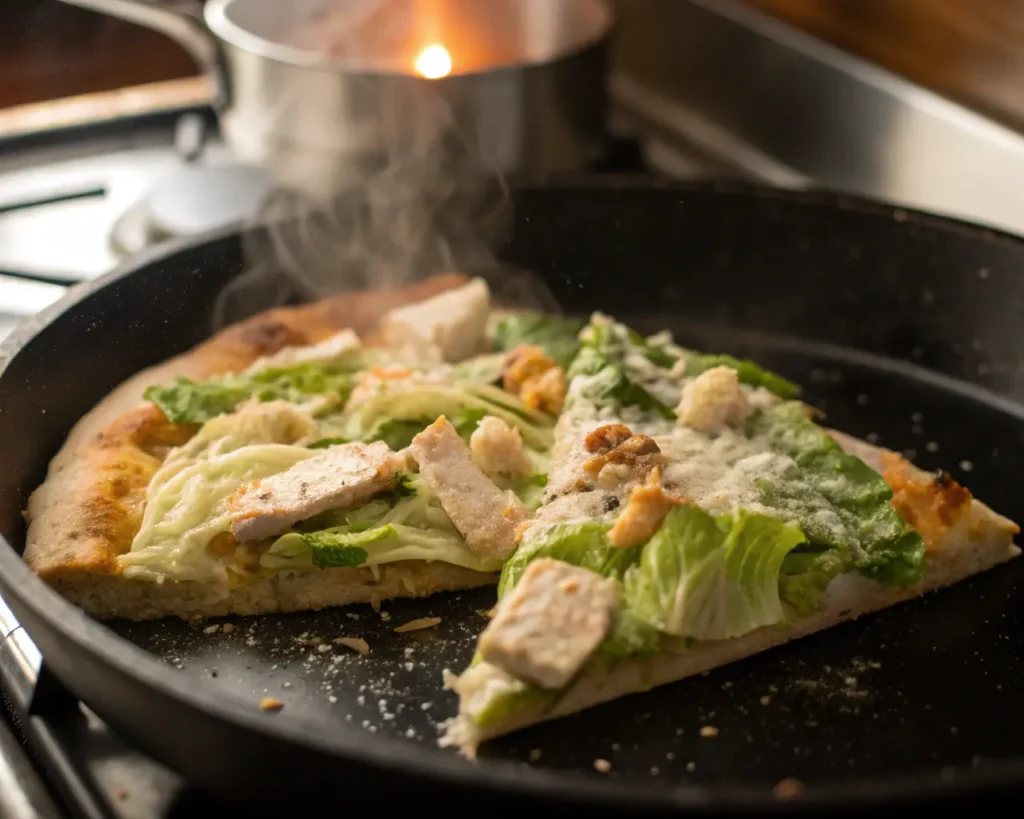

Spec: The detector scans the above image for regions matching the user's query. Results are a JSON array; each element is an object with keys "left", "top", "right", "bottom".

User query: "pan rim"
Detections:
[{"left": 2, "top": 179, "right": 1024, "bottom": 810}]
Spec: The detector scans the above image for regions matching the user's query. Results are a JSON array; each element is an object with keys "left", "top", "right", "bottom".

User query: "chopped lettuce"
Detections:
[
  {"left": 622, "top": 506, "right": 806, "bottom": 642},
  {"left": 750, "top": 401, "right": 926, "bottom": 587},
  {"left": 566, "top": 319, "right": 677, "bottom": 419},
  {"left": 451, "top": 353, "right": 506, "bottom": 386},
  {"left": 497, "top": 521, "right": 640, "bottom": 598},
  {"left": 261, "top": 473, "right": 500, "bottom": 574},
  {"left": 684, "top": 354, "right": 800, "bottom": 400},
  {"left": 304, "top": 525, "right": 395, "bottom": 567},
  {"left": 145, "top": 363, "right": 354, "bottom": 425},
  {"left": 345, "top": 383, "right": 553, "bottom": 451},
  {"left": 779, "top": 548, "right": 846, "bottom": 616},
  {"left": 490, "top": 312, "right": 585, "bottom": 369}
]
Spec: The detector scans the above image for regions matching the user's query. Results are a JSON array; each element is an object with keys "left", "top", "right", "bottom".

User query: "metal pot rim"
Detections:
[{"left": 204, "top": 0, "right": 615, "bottom": 77}]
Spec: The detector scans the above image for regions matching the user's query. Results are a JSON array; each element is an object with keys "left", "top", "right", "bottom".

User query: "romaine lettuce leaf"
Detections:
[
  {"left": 750, "top": 401, "right": 926, "bottom": 586},
  {"left": 305, "top": 525, "right": 395, "bottom": 567},
  {"left": 497, "top": 521, "right": 641, "bottom": 598},
  {"left": 145, "top": 363, "right": 354, "bottom": 425},
  {"left": 490, "top": 312, "right": 585, "bottom": 369},
  {"left": 779, "top": 548, "right": 846, "bottom": 616},
  {"left": 684, "top": 354, "right": 800, "bottom": 400},
  {"left": 622, "top": 506, "right": 806, "bottom": 641}
]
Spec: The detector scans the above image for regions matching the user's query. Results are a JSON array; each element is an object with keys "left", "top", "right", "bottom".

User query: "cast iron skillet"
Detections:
[{"left": 2, "top": 181, "right": 1024, "bottom": 815}]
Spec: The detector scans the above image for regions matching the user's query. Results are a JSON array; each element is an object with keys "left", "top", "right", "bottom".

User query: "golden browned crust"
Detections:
[{"left": 23, "top": 274, "right": 472, "bottom": 611}]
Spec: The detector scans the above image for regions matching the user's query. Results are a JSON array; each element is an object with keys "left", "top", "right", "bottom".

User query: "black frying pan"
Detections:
[{"left": 2, "top": 180, "right": 1024, "bottom": 816}]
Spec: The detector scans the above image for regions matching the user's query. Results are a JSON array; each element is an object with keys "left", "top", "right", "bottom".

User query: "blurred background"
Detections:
[{"left": 3, "top": 0, "right": 1024, "bottom": 341}]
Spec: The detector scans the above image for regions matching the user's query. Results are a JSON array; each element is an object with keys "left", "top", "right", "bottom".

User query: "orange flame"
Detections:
[{"left": 414, "top": 43, "right": 452, "bottom": 79}]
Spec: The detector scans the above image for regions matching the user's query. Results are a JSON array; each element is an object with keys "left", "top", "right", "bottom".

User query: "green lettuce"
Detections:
[
  {"left": 750, "top": 401, "right": 926, "bottom": 587},
  {"left": 497, "top": 521, "right": 640, "bottom": 598},
  {"left": 622, "top": 506, "right": 806, "bottom": 641},
  {"left": 304, "top": 525, "right": 395, "bottom": 567},
  {"left": 685, "top": 354, "right": 800, "bottom": 400},
  {"left": 490, "top": 312, "right": 585, "bottom": 369},
  {"left": 565, "top": 321, "right": 677, "bottom": 419},
  {"left": 779, "top": 548, "right": 846, "bottom": 616},
  {"left": 144, "top": 363, "right": 354, "bottom": 424}
]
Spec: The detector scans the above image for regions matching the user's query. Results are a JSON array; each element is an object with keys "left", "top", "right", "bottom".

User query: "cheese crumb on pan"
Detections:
[
  {"left": 395, "top": 616, "right": 442, "bottom": 633},
  {"left": 259, "top": 697, "right": 284, "bottom": 711},
  {"left": 333, "top": 637, "right": 370, "bottom": 654}
]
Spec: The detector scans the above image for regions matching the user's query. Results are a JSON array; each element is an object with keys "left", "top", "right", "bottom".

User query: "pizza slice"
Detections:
[
  {"left": 440, "top": 313, "right": 1020, "bottom": 755},
  {"left": 23, "top": 275, "right": 576, "bottom": 621}
]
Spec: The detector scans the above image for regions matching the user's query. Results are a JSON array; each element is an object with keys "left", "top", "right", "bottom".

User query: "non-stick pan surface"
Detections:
[{"left": 2, "top": 181, "right": 1024, "bottom": 815}]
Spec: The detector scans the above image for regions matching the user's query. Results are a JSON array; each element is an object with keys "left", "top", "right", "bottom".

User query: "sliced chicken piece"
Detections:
[
  {"left": 381, "top": 277, "right": 490, "bottom": 362},
  {"left": 479, "top": 558, "right": 619, "bottom": 689},
  {"left": 244, "top": 329, "right": 361, "bottom": 374},
  {"left": 228, "top": 441, "right": 404, "bottom": 542},
  {"left": 470, "top": 416, "right": 534, "bottom": 477},
  {"left": 409, "top": 417, "right": 530, "bottom": 560}
]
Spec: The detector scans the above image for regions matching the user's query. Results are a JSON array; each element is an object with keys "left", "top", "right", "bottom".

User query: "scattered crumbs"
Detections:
[
  {"left": 203, "top": 624, "right": 219, "bottom": 635},
  {"left": 405, "top": 662, "right": 415, "bottom": 672},
  {"left": 760, "top": 695, "right": 772, "bottom": 706},
  {"left": 282, "top": 682, "right": 291, "bottom": 689},
  {"left": 675, "top": 729, "right": 683, "bottom": 737},
  {"left": 865, "top": 432, "right": 880, "bottom": 444},
  {"left": 979, "top": 267, "right": 991, "bottom": 280},
  {"left": 650, "top": 766, "right": 660, "bottom": 776},
  {"left": 404, "top": 646, "right": 416, "bottom": 658},
  {"left": 114, "top": 788, "right": 129, "bottom": 802},
  {"left": 773, "top": 778, "right": 805, "bottom": 800},
  {"left": 346, "top": 613, "right": 361, "bottom": 620},
  {"left": 700, "top": 726, "right": 719, "bottom": 738},
  {"left": 611, "top": 742, "right": 621, "bottom": 751},
  {"left": 475, "top": 609, "right": 492, "bottom": 619},
  {"left": 222, "top": 623, "right": 235, "bottom": 634},
  {"left": 844, "top": 677, "right": 858, "bottom": 687},
  {"left": 529, "top": 748, "right": 542, "bottom": 762},
  {"left": 722, "top": 681, "right": 733, "bottom": 690},
  {"left": 395, "top": 616, "right": 442, "bottom": 633},
  {"left": 405, "top": 727, "right": 416, "bottom": 738},
  {"left": 271, "top": 664, "right": 278, "bottom": 670},
  {"left": 210, "top": 670, "right": 218, "bottom": 678},
  {"left": 856, "top": 393, "right": 869, "bottom": 406},
  {"left": 925, "top": 441, "right": 939, "bottom": 453},
  {"left": 666, "top": 752, "right": 675, "bottom": 761},
  {"left": 911, "top": 411, "right": 924, "bottom": 423},
  {"left": 357, "top": 695, "right": 366, "bottom": 705},
  {"left": 379, "top": 611, "right": 392, "bottom": 622},
  {"left": 593, "top": 759, "right": 612, "bottom": 774},
  {"left": 960, "top": 460, "right": 974, "bottom": 472},
  {"left": 317, "top": 644, "right": 331, "bottom": 653},
  {"left": 334, "top": 637, "right": 370, "bottom": 654},
  {"left": 259, "top": 697, "right": 283, "bottom": 712},
  {"left": 421, "top": 702, "right": 433, "bottom": 711},
  {"left": 328, "top": 695, "right": 338, "bottom": 704},
  {"left": 246, "top": 636, "right": 258, "bottom": 647},
  {"left": 686, "top": 761, "right": 696, "bottom": 773}
]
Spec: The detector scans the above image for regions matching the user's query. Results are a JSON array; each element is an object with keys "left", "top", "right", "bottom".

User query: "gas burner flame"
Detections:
[{"left": 415, "top": 43, "right": 452, "bottom": 79}]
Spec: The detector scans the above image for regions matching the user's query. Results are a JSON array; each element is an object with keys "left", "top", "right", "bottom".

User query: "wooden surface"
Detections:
[
  {"left": 740, "top": 0, "right": 1024, "bottom": 129},
  {"left": 0, "top": 1, "right": 197, "bottom": 109}
]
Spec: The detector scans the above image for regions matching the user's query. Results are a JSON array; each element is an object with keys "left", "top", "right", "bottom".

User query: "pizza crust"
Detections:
[
  {"left": 441, "top": 437, "right": 1020, "bottom": 755},
  {"left": 22, "top": 274, "right": 502, "bottom": 620}
]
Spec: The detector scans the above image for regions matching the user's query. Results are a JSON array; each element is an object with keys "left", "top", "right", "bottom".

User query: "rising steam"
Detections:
[{"left": 212, "top": 6, "right": 561, "bottom": 329}]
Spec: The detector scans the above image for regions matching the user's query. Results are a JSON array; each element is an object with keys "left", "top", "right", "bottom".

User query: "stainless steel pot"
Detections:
[{"left": 60, "top": 0, "right": 614, "bottom": 198}]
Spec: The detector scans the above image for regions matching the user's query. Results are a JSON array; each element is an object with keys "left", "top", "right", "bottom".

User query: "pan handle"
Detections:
[{"left": 57, "top": 0, "right": 229, "bottom": 108}]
